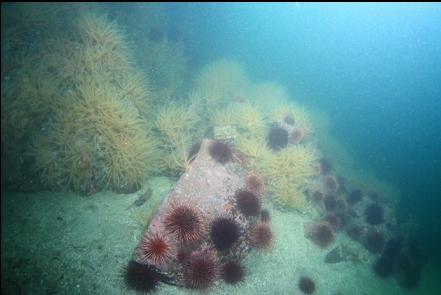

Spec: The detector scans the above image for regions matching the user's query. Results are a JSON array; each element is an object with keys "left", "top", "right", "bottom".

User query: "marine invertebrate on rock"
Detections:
[
  {"left": 260, "top": 209, "right": 271, "bottom": 223},
  {"left": 164, "top": 201, "right": 206, "bottom": 244},
  {"left": 284, "top": 115, "right": 295, "bottom": 125},
  {"left": 155, "top": 104, "right": 200, "bottom": 172},
  {"left": 324, "top": 195, "right": 337, "bottom": 212},
  {"left": 347, "top": 189, "right": 363, "bottom": 205},
  {"left": 346, "top": 225, "right": 365, "bottom": 242},
  {"left": 123, "top": 260, "right": 159, "bottom": 293},
  {"left": 235, "top": 137, "right": 270, "bottom": 171},
  {"left": 245, "top": 174, "right": 265, "bottom": 196},
  {"left": 187, "top": 141, "right": 202, "bottom": 164},
  {"left": 310, "top": 190, "right": 324, "bottom": 203},
  {"left": 236, "top": 190, "right": 261, "bottom": 217},
  {"left": 221, "top": 260, "right": 245, "bottom": 284},
  {"left": 305, "top": 221, "right": 334, "bottom": 249},
  {"left": 290, "top": 128, "right": 305, "bottom": 145},
  {"left": 335, "top": 197, "right": 348, "bottom": 213},
  {"left": 324, "top": 214, "right": 341, "bottom": 231},
  {"left": 209, "top": 140, "right": 233, "bottom": 164},
  {"left": 298, "top": 276, "right": 316, "bottom": 294},
  {"left": 318, "top": 159, "right": 333, "bottom": 175},
  {"left": 270, "top": 103, "right": 313, "bottom": 136},
  {"left": 365, "top": 230, "right": 386, "bottom": 254},
  {"left": 251, "top": 222, "right": 273, "bottom": 250},
  {"left": 184, "top": 248, "right": 219, "bottom": 290},
  {"left": 209, "top": 217, "right": 240, "bottom": 251},
  {"left": 213, "top": 103, "right": 265, "bottom": 138},
  {"left": 323, "top": 175, "right": 339, "bottom": 192},
  {"left": 364, "top": 203, "right": 385, "bottom": 225},
  {"left": 373, "top": 255, "right": 394, "bottom": 278},
  {"left": 267, "top": 126, "right": 289, "bottom": 151},
  {"left": 137, "top": 232, "right": 176, "bottom": 267},
  {"left": 194, "top": 59, "right": 250, "bottom": 105},
  {"left": 258, "top": 145, "right": 317, "bottom": 210}
]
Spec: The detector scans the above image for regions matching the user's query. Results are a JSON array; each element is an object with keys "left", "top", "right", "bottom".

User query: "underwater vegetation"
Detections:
[{"left": 2, "top": 4, "right": 429, "bottom": 294}]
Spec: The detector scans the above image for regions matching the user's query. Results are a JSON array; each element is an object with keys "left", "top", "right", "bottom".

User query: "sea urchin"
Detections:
[
  {"left": 164, "top": 201, "right": 206, "bottom": 244},
  {"left": 236, "top": 190, "right": 261, "bottom": 217},
  {"left": 222, "top": 260, "right": 245, "bottom": 284},
  {"left": 298, "top": 276, "right": 315, "bottom": 294},
  {"left": 184, "top": 249, "right": 219, "bottom": 290},
  {"left": 251, "top": 222, "right": 273, "bottom": 250},
  {"left": 137, "top": 232, "right": 176, "bottom": 267},
  {"left": 209, "top": 140, "right": 232, "bottom": 164},
  {"left": 210, "top": 217, "right": 240, "bottom": 251}
]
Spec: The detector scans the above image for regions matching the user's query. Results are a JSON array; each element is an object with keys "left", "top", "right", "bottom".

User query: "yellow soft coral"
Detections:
[
  {"left": 155, "top": 104, "right": 200, "bottom": 173},
  {"left": 194, "top": 59, "right": 251, "bottom": 104},
  {"left": 271, "top": 104, "right": 313, "bottom": 136},
  {"left": 258, "top": 145, "right": 318, "bottom": 210}
]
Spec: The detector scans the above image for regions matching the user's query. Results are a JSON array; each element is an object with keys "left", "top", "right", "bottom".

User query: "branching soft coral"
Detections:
[
  {"left": 155, "top": 104, "right": 201, "bottom": 173},
  {"left": 257, "top": 145, "right": 318, "bottom": 210},
  {"left": 271, "top": 104, "right": 313, "bottom": 136},
  {"left": 194, "top": 59, "right": 251, "bottom": 104}
]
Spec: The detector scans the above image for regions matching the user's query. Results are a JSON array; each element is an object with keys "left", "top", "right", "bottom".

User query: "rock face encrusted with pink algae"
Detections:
[{"left": 132, "top": 139, "right": 273, "bottom": 289}]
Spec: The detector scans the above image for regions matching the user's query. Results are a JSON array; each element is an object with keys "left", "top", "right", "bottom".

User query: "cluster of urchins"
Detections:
[
  {"left": 124, "top": 140, "right": 274, "bottom": 293},
  {"left": 304, "top": 158, "right": 424, "bottom": 291}
]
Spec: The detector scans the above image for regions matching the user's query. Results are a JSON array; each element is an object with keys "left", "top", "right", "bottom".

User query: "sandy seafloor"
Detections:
[{"left": 1, "top": 177, "right": 439, "bottom": 295}]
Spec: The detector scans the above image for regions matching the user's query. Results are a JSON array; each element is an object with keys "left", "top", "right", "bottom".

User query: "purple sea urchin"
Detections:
[{"left": 209, "top": 217, "right": 240, "bottom": 251}]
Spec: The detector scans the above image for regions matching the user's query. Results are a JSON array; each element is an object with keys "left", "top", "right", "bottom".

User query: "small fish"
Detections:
[{"left": 127, "top": 187, "right": 152, "bottom": 210}]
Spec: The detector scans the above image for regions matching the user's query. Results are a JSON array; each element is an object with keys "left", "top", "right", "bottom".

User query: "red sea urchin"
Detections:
[
  {"left": 222, "top": 260, "right": 245, "bottom": 284},
  {"left": 236, "top": 190, "right": 261, "bottom": 217},
  {"left": 267, "top": 126, "right": 289, "bottom": 151},
  {"left": 209, "top": 217, "right": 240, "bottom": 251},
  {"left": 251, "top": 222, "right": 273, "bottom": 250},
  {"left": 245, "top": 174, "right": 265, "bottom": 196},
  {"left": 298, "top": 276, "right": 316, "bottom": 294},
  {"left": 137, "top": 232, "right": 176, "bottom": 267},
  {"left": 184, "top": 248, "right": 219, "bottom": 290},
  {"left": 305, "top": 221, "right": 334, "bottom": 249},
  {"left": 209, "top": 140, "right": 233, "bottom": 164},
  {"left": 164, "top": 201, "right": 206, "bottom": 244}
]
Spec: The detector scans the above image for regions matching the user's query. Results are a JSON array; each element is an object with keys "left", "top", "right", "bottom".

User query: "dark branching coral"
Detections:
[
  {"left": 222, "top": 260, "right": 245, "bottom": 284},
  {"left": 364, "top": 203, "right": 385, "bottom": 225},
  {"left": 267, "top": 126, "right": 288, "bottom": 151},
  {"left": 209, "top": 140, "right": 232, "bottom": 164},
  {"left": 236, "top": 190, "right": 261, "bottom": 217},
  {"left": 210, "top": 217, "right": 240, "bottom": 251},
  {"left": 298, "top": 276, "right": 316, "bottom": 294}
]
